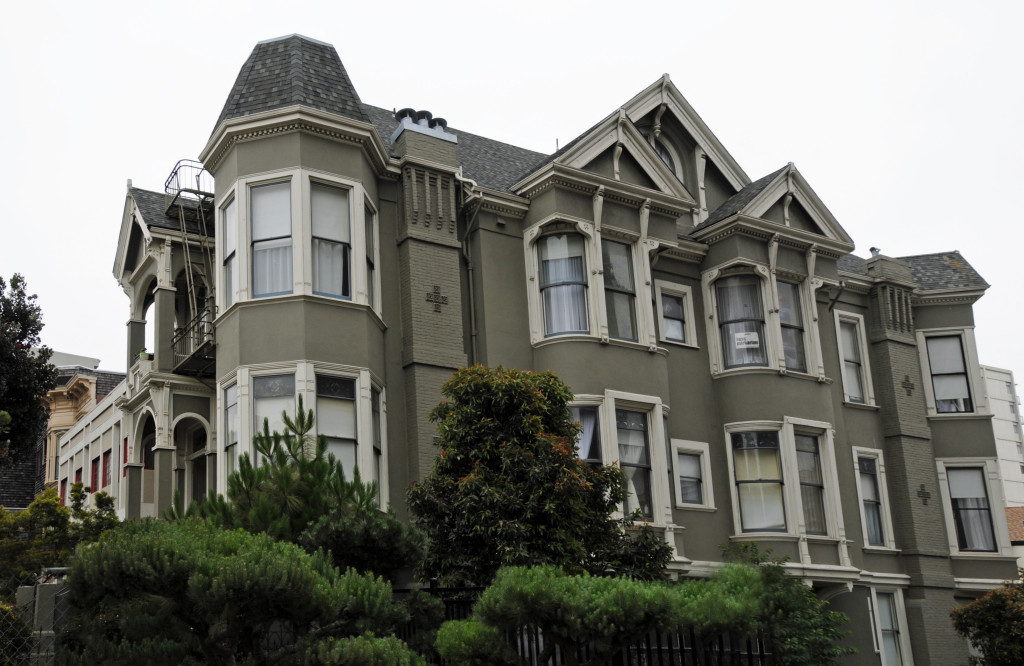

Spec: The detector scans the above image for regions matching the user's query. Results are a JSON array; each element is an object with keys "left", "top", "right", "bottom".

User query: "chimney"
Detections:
[{"left": 391, "top": 108, "right": 458, "bottom": 167}]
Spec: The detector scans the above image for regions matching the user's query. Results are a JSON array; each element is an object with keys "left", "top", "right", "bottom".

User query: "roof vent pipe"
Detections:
[{"left": 870, "top": 247, "right": 881, "bottom": 257}]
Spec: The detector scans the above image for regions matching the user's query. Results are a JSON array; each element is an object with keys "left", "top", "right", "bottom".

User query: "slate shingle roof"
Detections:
[
  {"left": 900, "top": 251, "right": 989, "bottom": 292},
  {"left": 696, "top": 166, "right": 787, "bottom": 231},
  {"left": 130, "top": 187, "right": 213, "bottom": 237},
  {"left": 213, "top": 34, "right": 368, "bottom": 133},
  {"left": 835, "top": 251, "right": 987, "bottom": 292}
]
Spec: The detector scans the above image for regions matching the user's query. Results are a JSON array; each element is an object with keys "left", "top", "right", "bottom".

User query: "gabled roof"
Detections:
[
  {"left": 212, "top": 34, "right": 369, "bottom": 134},
  {"left": 836, "top": 251, "right": 988, "bottom": 292},
  {"left": 700, "top": 166, "right": 787, "bottom": 229},
  {"left": 693, "top": 163, "right": 854, "bottom": 247},
  {"left": 361, "top": 105, "right": 547, "bottom": 193}
]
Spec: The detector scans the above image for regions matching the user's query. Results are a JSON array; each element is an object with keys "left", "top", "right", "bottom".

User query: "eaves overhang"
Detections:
[
  {"left": 199, "top": 105, "right": 393, "bottom": 177},
  {"left": 914, "top": 288, "right": 988, "bottom": 307},
  {"left": 689, "top": 213, "right": 855, "bottom": 258},
  {"left": 514, "top": 163, "right": 695, "bottom": 218}
]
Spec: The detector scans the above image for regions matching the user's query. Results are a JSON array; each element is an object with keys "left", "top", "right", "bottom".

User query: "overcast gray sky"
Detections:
[{"left": 2, "top": 0, "right": 1021, "bottom": 387}]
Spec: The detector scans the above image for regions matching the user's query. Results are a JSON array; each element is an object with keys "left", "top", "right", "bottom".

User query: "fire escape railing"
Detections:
[{"left": 172, "top": 305, "right": 216, "bottom": 370}]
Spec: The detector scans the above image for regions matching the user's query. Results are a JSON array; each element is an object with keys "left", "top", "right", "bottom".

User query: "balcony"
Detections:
[{"left": 172, "top": 305, "right": 216, "bottom": 377}]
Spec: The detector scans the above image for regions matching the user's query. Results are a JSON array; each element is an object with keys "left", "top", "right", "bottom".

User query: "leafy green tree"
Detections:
[
  {"left": 436, "top": 564, "right": 766, "bottom": 666},
  {"left": 951, "top": 575, "right": 1024, "bottom": 666},
  {"left": 722, "top": 543, "right": 853, "bottom": 665},
  {"left": 300, "top": 633, "right": 428, "bottom": 666},
  {"left": 58, "top": 518, "right": 408, "bottom": 665},
  {"left": 407, "top": 365, "right": 671, "bottom": 586},
  {"left": 178, "top": 397, "right": 421, "bottom": 583},
  {"left": 0, "top": 274, "right": 58, "bottom": 467},
  {"left": 0, "top": 484, "right": 118, "bottom": 598}
]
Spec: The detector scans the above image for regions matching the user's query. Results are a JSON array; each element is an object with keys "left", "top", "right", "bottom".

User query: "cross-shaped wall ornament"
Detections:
[
  {"left": 917, "top": 483, "right": 931, "bottom": 505},
  {"left": 426, "top": 285, "right": 448, "bottom": 313},
  {"left": 902, "top": 375, "right": 916, "bottom": 396}
]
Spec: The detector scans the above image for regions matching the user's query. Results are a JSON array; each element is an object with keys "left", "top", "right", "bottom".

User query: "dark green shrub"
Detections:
[{"left": 301, "top": 633, "right": 428, "bottom": 665}]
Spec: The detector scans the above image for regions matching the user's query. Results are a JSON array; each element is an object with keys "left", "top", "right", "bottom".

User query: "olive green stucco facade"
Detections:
[{"left": 60, "top": 34, "right": 1014, "bottom": 665}]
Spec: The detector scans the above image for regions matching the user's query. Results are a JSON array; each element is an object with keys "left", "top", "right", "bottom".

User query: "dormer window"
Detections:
[{"left": 654, "top": 139, "right": 675, "bottom": 173}]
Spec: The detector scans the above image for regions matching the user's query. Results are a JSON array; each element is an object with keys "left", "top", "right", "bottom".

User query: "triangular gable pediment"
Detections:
[
  {"left": 724, "top": 164, "right": 853, "bottom": 246},
  {"left": 554, "top": 109, "right": 695, "bottom": 201},
  {"left": 112, "top": 189, "right": 153, "bottom": 285},
  {"left": 621, "top": 75, "right": 749, "bottom": 192}
]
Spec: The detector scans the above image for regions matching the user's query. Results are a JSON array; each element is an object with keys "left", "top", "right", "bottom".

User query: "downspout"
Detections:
[{"left": 454, "top": 168, "right": 483, "bottom": 365}]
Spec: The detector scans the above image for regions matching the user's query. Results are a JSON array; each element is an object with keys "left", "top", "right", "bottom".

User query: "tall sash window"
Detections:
[
  {"left": 251, "top": 182, "right": 292, "bottom": 297},
  {"left": 716, "top": 276, "right": 767, "bottom": 368},
  {"left": 538, "top": 234, "right": 588, "bottom": 336},
  {"left": 311, "top": 183, "right": 351, "bottom": 298}
]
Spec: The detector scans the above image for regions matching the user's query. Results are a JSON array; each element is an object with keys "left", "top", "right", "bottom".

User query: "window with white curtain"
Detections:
[
  {"left": 222, "top": 198, "right": 237, "bottom": 308},
  {"left": 311, "top": 182, "right": 351, "bottom": 298},
  {"left": 602, "top": 240, "right": 637, "bottom": 342},
  {"left": 716, "top": 275, "right": 767, "bottom": 369},
  {"left": 926, "top": 335, "right": 974, "bottom": 413},
  {"left": 946, "top": 467, "right": 996, "bottom": 552},
  {"left": 617, "top": 409, "right": 653, "bottom": 520},
  {"left": 570, "top": 405, "right": 602, "bottom": 465},
  {"left": 538, "top": 233, "right": 589, "bottom": 336},
  {"left": 777, "top": 281, "right": 806, "bottom": 373},
  {"left": 316, "top": 375, "right": 358, "bottom": 477},
  {"left": 731, "top": 431, "right": 785, "bottom": 532},
  {"left": 251, "top": 182, "right": 292, "bottom": 297}
]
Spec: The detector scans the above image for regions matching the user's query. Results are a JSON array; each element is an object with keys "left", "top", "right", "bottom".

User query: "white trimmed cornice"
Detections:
[
  {"left": 517, "top": 163, "right": 694, "bottom": 217},
  {"left": 200, "top": 106, "right": 393, "bottom": 177},
  {"left": 914, "top": 289, "right": 987, "bottom": 306},
  {"left": 692, "top": 214, "right": 853, "bottom": 257},
  {"left": 740, "top": 164, "right": 854, "bottom": 246}
]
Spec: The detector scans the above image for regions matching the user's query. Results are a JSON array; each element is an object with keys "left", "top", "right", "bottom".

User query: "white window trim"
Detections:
[
  {"left": 216, "top": 168, "right": 378, "bottom": 313},
  {"left": 583, "top": 390, "right": 672, "bottom": 526},
  {"left": 523, "top": 215, "right": 659, "bottom": 351},
  {"left": 935, "top": 457, "right": 1012, "bottom": 557},
  {"left": 917, "top": 328, "right": 987, "bottom": 418},
  {"left": 672, "top": 439, "right": 714, "bottom": 510},
  {"left": 834, "top": 310, "right": 875, "bottom": 406},
  {"left": 869, "top": 587, "right": 914, "bottom": 666},
  {"left": 654, "top": 280, "right": 698, "bottom": 348},
  {"left": 852, "top": 447, "right": 897, "bottom": 551},
  {"left": 724, "top": 417, "right": 848, "bottom": 563}
]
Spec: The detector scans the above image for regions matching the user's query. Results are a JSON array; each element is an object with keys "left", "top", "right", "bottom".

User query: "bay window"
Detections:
[
  {"left": 251, "top": 182, "right": 292, "bottom": 298},
  {"left": 311, "top": 182, "right": 350, "bottom": 298},
  {"left": 727, "top": 419, "right": 841, "bottom": 539},
  {"left": 617, "top": 409, "right": 653, "bottom": 520},
  {"left": 926, "top": 335, "right": 973, "bottom": 413},
  {"left": 777, "top": 281, "right": 806, "bottom": 373},
  {"left": 316, "top": 374, "right": 357, "bottom": 475},
  {"left": 365, "top": 204, "right": 377, "bottom": 309},
  {"left": 371, "top": 387, "right": 382, "bottom": 488},
  {"left": 602, "top": 240, "right": 637, "bottom": 341},
  {"left": 538, "top": 233, "right": 589, "bottom": 336},
  {"left": 716, "top": 276, "right": 767, "bottom": 369}
]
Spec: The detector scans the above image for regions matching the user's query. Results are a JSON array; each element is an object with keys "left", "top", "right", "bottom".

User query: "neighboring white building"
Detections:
[{"left": 982, "top": 366, "right": 1024, "bottom": 505}]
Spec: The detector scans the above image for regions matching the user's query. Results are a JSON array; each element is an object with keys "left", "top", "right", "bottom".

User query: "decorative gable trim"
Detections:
[
  {"left": 621, "top": 74, "right": 750, "bottom": 191},
  {"left": 738, "top": 164, "right": 853, "bottom": 246},
  {"left": 112, "top": 191, "right": 153, "bottom": 287}
]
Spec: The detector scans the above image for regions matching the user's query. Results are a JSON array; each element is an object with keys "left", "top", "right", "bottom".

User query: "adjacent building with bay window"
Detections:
[{"left": 60, "top": 34, "right": 1016, "bottom": 664}]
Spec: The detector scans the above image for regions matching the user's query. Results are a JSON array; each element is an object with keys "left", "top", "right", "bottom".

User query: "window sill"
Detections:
[
  {"left": 861, "top": 545, "right": 901, "bottom": 554},
  {"left": 926, "top": 412, "right": 992, "bottom": 421},
  {"left": 674, "top": 504, "right": 716, "bottom": 512},
  {"left": 949, "top": 551, "right": 1014, "bottom": 559},
  {"left": 728, "top": 533, "right": 800, "bottom": 543},
  {"left": 660, "top": 338, "right": 700, "bottom": 351},
  {"left": 712, "top": 367, "right": 828, "bottom": 383},
  {"left": 842, "top": 400, "right": 879, "bottom": 411},
  {"left": 534, "top": 334, "right": 668, "bottom": 356}
]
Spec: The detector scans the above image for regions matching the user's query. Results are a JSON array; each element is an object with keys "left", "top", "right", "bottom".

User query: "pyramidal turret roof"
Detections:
[{"left": 212, "top": 34, "right": 369, "bottom": 134}]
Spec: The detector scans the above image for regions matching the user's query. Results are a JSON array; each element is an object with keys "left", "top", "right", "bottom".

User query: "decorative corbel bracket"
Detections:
[{"left": 593, "top": 186, "right": 605, "bottom": 233}]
